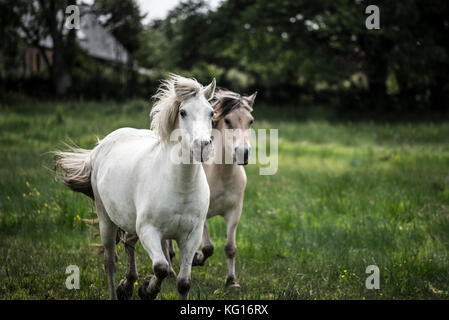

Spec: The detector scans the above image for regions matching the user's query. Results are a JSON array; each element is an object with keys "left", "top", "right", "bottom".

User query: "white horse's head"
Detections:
[{"left": 150, "top": 74, "right": 216, "bottom": 163}]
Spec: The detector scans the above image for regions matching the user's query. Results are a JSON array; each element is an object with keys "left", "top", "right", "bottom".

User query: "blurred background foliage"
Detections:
[{"left": 1, "top": 0, "right": 448, "bottom": 118}]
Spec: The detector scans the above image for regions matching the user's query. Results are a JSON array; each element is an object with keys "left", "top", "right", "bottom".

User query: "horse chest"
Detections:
[
  {"left": 208, "top": 184, "right": 240, "bottom": 217},
  {"left": 140, "top": 185, "right": 209, "bottom": 237}
]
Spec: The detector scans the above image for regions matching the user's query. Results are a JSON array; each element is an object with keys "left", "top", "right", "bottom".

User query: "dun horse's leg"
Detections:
[
  {"left": 162, "top": 240, "right": 177, "bottom": 278},
  {"left": 116, "top": 233, "right": 139, "bottom": 300},
  {"left": 177, "top": 227, "right": 203, "bottom": 300},
  {"left": 138, "top": 226, "right": 170, "bottom": 300},
  {"left": 192, "top": 222, "right": 214, "bottom": 266},
  {"left": 224, "top": 211, "right": 241, "bottom": 288},
  {"left": 96, "top": 201, "right": 119, "bottom": 300},
  {"left": 168, "top": 240, "right": 176, "bottom": 262}
]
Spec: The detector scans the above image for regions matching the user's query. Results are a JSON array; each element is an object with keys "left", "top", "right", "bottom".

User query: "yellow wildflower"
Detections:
[{"left": 26, "top": 181, "right": 30, "bottom": 187}]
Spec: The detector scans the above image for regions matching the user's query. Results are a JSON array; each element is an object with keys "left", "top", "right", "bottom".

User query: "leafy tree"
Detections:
[
  {"left": 0, "top": 0, "right": 145, "bottom": 96},
  {"left": 1, "top": 0, "right": 80, "bottom": 95},
  {"left": 149, "top": 0, "right": 449, "bottom": 111},
  {"left": 92, "top": 0, "right": 144, "bottom": 56}
]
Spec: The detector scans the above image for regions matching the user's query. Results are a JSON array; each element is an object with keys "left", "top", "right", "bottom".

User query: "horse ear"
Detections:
[
  {"left": 247, "top": 91, "right": 258, "bottom": 108},
  {"left": 202, "top": 78, "right": 216, "bottom": 101}
]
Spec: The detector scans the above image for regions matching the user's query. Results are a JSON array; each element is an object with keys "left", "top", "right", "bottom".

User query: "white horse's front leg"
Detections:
[
  {"left": 177, "top": 225, "right": 204, "bottom": 300},
  {"left": 137, "top": 225, "right": 170, "bottom": 300}
]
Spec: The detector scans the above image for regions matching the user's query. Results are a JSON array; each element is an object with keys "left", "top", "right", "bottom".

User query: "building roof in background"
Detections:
[
  {"left": 24, "top": 6, "right": 131, "bottom": 65},
  {"left": 77, "top": 12, "right": 131, "bottom": 65}
]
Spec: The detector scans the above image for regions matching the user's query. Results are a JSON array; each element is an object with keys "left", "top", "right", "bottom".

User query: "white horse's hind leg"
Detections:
[
  {"left": 138, "top": 225, "right": 170, "bottom": 300},
  {"left": 192, "top": 222, "right": 214, "bottom": 266},
  {"left": 96, "top": 200, "right": 119, "bottom": 300},
  {"left": 177, "top": 226, "right": 203, "bottom": 300},
  {"left": 116, "top": 233, "right": 138, "bottom": 300}
]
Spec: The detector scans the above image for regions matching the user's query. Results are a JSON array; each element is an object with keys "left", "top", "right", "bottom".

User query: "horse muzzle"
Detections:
[
  {"left": 235, "top": 146, "right": 250, "bottom": 165},
  {"left": 192, "top": 139, "right": 213, "bottom": 163}
]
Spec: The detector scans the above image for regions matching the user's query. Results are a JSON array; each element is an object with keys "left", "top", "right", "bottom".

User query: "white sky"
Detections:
[{"left": 137, "top": 0, "right": 221, "bottom": 24}]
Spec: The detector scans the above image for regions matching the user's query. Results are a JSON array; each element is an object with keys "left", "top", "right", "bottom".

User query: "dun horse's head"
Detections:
[
  {"left": 212, "top": 89, "right": 257, "bottom": 165},
  {"left": 150, "top": 74, "right": 216, "bottom": 163}
]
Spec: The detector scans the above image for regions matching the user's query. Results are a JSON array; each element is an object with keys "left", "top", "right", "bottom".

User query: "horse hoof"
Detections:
[
  {"left": 116, "top": 279, "right": 134, "bottom": 300},
  {"left": 225, "top": 276, "right": 240, "bottom": 289},
  {"left": 227, "top": 282, "right": 241, "bottom": 289},
  {"left": 138, "top": 275, "right": 160, "bottom": 300},
  {"left": 192, "top": 252, "right": 205, "bottom": 266}
]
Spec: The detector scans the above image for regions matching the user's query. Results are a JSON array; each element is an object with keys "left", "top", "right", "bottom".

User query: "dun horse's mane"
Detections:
[
  {"left": 211, "top": 88, "right": 253, "bottom": 126},
  {"left": 150, "top": 74, "right": 202, "bottom": 142}
]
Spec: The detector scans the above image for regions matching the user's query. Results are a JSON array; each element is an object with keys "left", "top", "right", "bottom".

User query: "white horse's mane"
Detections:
[{"left": 150, "top": 74, "right": 202, "bottom": 142}]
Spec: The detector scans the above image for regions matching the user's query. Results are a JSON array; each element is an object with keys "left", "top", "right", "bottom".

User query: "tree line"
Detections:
[{"left": 1, "top": 0, "right": 448, "bottom": 114}]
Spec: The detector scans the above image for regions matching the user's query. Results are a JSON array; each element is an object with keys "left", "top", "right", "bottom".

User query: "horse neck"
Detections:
[{"left": 164, "top": 143, "right": 203, "bottom": 188}]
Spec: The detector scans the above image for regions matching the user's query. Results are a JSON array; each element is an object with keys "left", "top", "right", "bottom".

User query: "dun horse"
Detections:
[
  {"left": 55, "top": 74, "right": 216, "bottom": 300},
  {"left": 167, "top": 88, "right": 257, "bottom": 288}
]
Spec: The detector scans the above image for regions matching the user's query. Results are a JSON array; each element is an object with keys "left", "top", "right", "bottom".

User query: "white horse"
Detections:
[{"left": 55, "top": 74, "right": 216, "bottom": 300}]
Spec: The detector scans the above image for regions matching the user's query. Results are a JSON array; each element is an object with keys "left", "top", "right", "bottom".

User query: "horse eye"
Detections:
[
  {"left": 209, "top": 111, "right": 214, "bottom": 118},
  {"left": 180, "top": 109, "right": 187, "bottom": 118},
  {"left": 224, "top": 118, "right": 232, "bottom": 127}
]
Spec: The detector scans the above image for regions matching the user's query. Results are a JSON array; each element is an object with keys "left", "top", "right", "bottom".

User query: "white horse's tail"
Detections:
[{"left": 54, "top": 146, "right": 94, "bottom": 199}]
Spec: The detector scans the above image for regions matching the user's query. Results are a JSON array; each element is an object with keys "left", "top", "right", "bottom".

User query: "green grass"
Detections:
[{"left": 1, "top": 97, "right": 449, "bottom": 299}]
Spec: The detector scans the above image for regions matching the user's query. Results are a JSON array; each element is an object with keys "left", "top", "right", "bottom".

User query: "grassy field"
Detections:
[{"left": 1, "top": 96, "right": 449, "bottom": 300}]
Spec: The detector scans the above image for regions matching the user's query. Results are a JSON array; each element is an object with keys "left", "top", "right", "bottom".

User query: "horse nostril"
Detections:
[
  {"left": 235, "top": 146, "right": 250, "bottom": 165},
  {"left": 201, "top": 140, "right": 211, "bottom": 150}
]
